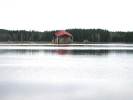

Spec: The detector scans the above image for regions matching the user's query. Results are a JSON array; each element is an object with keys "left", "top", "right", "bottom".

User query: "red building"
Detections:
[{"left": 53, "top": 30, "right": 73, "bottom": 44}]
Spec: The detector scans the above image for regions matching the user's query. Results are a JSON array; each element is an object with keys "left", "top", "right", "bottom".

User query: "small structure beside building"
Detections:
[{"left": 52, "top": 30, "right": 73, "bottom": 44}]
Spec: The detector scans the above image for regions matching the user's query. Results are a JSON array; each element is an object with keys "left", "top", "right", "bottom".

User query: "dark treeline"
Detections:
[{"left": 0, "top": 29, "right": 133, "bottom": 43}]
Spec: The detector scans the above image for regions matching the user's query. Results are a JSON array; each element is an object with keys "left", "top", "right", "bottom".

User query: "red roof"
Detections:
[{"left": 54, "top": 31, "right": 72, "bottom": 37}]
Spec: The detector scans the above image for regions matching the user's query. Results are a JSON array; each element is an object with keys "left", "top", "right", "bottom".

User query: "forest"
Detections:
[{"left": 0, "top": 29, "right": 133, "bottom": 43}]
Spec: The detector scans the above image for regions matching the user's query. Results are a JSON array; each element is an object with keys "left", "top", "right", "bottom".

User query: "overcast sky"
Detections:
[{"left": 0, "top": 0, "right": 133, "bottom": 31}]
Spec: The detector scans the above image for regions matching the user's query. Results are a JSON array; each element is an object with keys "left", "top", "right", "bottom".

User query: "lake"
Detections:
[{"left": 0, "top": 44, "right": 133, "bottom": 100}]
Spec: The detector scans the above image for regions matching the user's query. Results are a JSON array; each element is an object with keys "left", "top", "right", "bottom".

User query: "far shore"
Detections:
[{"left": 0, "top": 41, "right": 133, "bottom": 44}]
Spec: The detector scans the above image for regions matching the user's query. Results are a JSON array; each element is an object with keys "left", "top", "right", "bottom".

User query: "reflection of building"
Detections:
[
  {"left": 52, "top": 31, "right": 73, "bottom": 44},
  {"left": 56, "top": 50, "right": 68, "bottom": 55}
]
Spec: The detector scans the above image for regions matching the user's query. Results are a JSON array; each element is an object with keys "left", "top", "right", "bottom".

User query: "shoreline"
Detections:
[
  {"left": 0, "top": 41, "right": 133, "bottom": 44},
  {"left": 0, "top": 43, "right": 133, "bottom": 50}
]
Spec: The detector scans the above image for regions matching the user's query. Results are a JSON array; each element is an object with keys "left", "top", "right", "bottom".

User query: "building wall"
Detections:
[
  {"left": 52, "top": 36, "right": 73, "bottom": 44},
  {"left": 58, "top": 37, "right": 73, "bottom": 44}
]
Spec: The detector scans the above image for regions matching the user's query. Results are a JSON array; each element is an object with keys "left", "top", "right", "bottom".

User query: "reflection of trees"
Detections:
[
  {"left": 71, "top": 50, "right": 109, "bottom": 55},
  {"left": 40, "top": 50, "right": 109, "bottom": 55},
  {"left": 0, "top": 50, "right": 133, "bottom": 56},
  {"left": 0, "top": 50, "right": 40, "bottom": 54},
  {"left": 49, "top": 50, "right": 133, "bottom": 55}
]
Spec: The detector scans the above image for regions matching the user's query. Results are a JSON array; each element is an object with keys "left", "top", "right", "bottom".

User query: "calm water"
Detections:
[{"left": 0, "top": 45, "right": 133, "bottom": 100}]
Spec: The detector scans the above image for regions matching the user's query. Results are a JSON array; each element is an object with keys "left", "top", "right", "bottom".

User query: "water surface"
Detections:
[{"left": 0, "top": 45, "right": 133, "bottom": 100}]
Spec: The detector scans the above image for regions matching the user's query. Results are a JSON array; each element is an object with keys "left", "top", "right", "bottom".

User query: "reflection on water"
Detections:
[
  {"left": 0, "top": 48, "right": 133, "bottom": 100},
  {"left": 1, "top": 49, "right": 133, "bottom": 55}
]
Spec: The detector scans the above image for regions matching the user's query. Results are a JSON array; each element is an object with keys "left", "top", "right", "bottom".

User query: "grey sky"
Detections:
[{"left": 0, "top": 0, "right": 133, "bottom": 31}]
